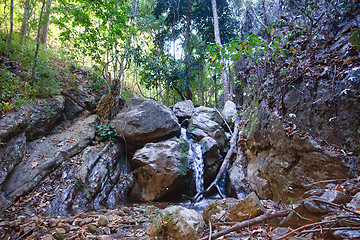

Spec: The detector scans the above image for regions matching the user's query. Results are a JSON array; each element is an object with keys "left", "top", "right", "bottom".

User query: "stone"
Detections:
[
  {"left": 222, "top": 100, "right": 237, "bottom": 126},
  {"left": 87, "top": 223, "right": 97, "bottom": 234},
  {"left": 173, "top": 100, "right": 195, "bottom": 121},
  {"left": 301, "top": 189, "right": 326, "bottom": 199},
  {"left": 147, "top": 206, "right": 205, "bottom": 240},
  {"left": 200, "top": 137, "right": 221, "bottom": 186},
  {"left": 111, "top": 98, "right": 181, "bottom": 151},
  {"left": 332, "top": 230, "right": 360, "bottom": 239},
  {"left": 189, "top": 107, "right": 227, "bottom": 152},
  {"left": 53, "top": 228, "right": 66, "bottom": 240},
  {"left": 280, "top": 203, "right": 321, "bottom": 228},
  {"left": 320, "top": 190, "right": 351, "bottom": 205},
  {"left": 130, "top": 138, "right": 190, "bottom": 201},
  {"left": 202, "top": 194, "right": 265, "bottom": 223},
  {"left": 97, "top": 215, "right": 109, "bottom": 227},
  {"left": 228, "top": 149, "right": 250, "bottom": 199},
  {"left": 0, "top": 115, "right": 98, "bottom": 213},
  {"left": 347, "top": 192, "right": 360, "bottom": 210},
  {"left": 226, "top": 192, "right": 265, "bottom": 222}
]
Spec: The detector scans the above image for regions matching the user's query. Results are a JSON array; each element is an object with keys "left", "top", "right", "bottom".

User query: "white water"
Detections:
[{"left": 180, "top": 128, "right": 204, "bottom": 195}]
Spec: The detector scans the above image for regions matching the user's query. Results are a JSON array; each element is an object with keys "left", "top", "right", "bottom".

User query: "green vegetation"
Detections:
[{"left": 96, "top": 124, "right": 119, "bottom": 142}]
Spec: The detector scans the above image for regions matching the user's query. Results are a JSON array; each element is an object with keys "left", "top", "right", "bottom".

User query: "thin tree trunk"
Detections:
[
  {"left": 39, "top": 0, "right": 52, "bottom": 47},
  {"left": 8, "top": 0, "right": 14, "bottom": 44},
  {"left": 20, "top": 0, "right": 31, "bottom": 44},
  {"left": 200, "top": 68, "right": 204, "bottom": 105},
  {"left": 214, "top": 75, "right": 218, "bottom": 108},
  {"left": 211, "top": 0, "right": 229, "bottom": 103},
  {"left": 31, "top": 0, "right": 46, "bottom": 84}
]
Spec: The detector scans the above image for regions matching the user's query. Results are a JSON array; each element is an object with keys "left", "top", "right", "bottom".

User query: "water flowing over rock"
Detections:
[
  {"left": 111, "top": 98, "right": 181, "bottom": 153},
  {"left": 0, "top": 115, "right": 98, "bottom": 213},
  {"left": 147, "top": 205, "right": 205, "bottom": 240},
  {"left": 188, "top": 106, "right": 227, "bottom": 153},
  {"left": 241, "top": 102, "right": 359, "bottom": 201},
  {"left": 130, "top": 138, "right": 191, "bottom": 201}
]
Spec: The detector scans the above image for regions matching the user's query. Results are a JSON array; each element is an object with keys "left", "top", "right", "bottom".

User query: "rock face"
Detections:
[
  {"left": 130, "top": 138, "right": 190, "bottom": 201},
  {"left": 111, "top": 98, "right": 181, "bottom": 152},
  {"left": 0, "top": 115, "right": 98, "bottom": 212},
  {"left": 228, "top": 149, "right": 250, "bottom": 200},
  {"left": 147, "top": 206, "right": 205, "bottom": 240},
  {"left": 241, "top": 102, "right": 358, "bottom": 201},
  {"left": 0, "top": 96, "right": 65, "bottom": 143},
  {"left": 51, "top": 141, "right": 132, "bottom": 216}
]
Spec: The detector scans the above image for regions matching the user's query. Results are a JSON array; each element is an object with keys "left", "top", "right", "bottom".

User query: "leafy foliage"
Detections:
[{"left": 96, "top": 124, "right": 119, "bottom": 142}]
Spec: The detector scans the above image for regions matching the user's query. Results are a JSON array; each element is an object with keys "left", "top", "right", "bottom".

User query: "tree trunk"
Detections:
[
  {"left": 214, "top": 75, "right": 218, "bottom": 108},
  {"left": 8, "top": 0, "right": 14, "bottom": 44},
  {"left": 20, "top": 0, "right": 31, "bottom": 44},
  {"left": 31, "top": 0, "right": 46, "bottom": 84},
  {"left": 211, "top": 0, "right": 229, "bottom": 103},
  {"left": 39, "top": 0, "right": 53, "bottom": 48}
]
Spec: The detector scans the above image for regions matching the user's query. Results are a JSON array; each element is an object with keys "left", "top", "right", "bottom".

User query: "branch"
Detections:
[
  {"left": 312, "top": 197, "right": 360, "bottom": 216},
  {"left": 61, "top": 91, "right": 96, "bottom": 113},
  {"left": 200, "top": 210, "right": 290, "bottom": 240}
]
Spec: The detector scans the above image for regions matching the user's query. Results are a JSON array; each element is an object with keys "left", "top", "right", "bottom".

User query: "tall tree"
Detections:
[
  {"left": 20, "top": 0, "right": 32, "bottom": 44},
  {"left": 8, "top": 0, "right": 14, "bottom": 44},
  {"left": 211, "top": 0, "right": 230, "bottom": 102},
  {"left": 39, "top": 0, "right": 53, "bottom": 47}
]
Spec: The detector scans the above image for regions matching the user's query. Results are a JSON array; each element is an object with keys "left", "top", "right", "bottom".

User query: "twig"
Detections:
[
  {"left": 304, "top": 179, "right": 347, "bottom": 187},
  {"left": 208, "top": 219, "right": 212, "bottom": 240},
  {"left": 200, "top": 210, "right": 290, "bottom": 240},
  {"left": 299, "top": 226, "right": 360, "bottom": 235},
  {"left": 61, "top": 91, "right": 97, "bottom": 113},
  {"left": 214, "top": 107, "right": 233, "bottom": 135},
  {"left": 312, "top": 197, "right": 360, "bottom": 216},
  {"left": 275, "top": 220, "right": 336, "bottom": 240}
]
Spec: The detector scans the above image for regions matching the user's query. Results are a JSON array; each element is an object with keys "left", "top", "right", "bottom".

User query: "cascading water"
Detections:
[{"left": 180, "top": 128, "right": 204, "bottom": 195}]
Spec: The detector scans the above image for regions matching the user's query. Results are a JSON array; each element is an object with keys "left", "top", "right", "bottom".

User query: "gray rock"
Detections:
[
  {"left": 320, "top": 190, "right": 351, "bottom": 205},
  {"left": 0, "top": 115, "right": 98, "bottom": 212},
  {"left": 333, "top": 230, "right": 360, "bottom": 239},
  {"left": 173, "top": 100, "right": 195, "bottom": 121},
  {"left": 0, "top": 133, "right": 26, "bottom": 186},
  {"left": 228, "top": 149, "right": 249, "bottom": 199},
  {"left": 189, "top": 107, "right": 227, "bottom": 152},
  {"left": 111, "top": 99, "right": 181, "bottom": 151},
  {"left": 200, "top": 137, "right": 221, "bottom": 186},
  {"left": 222, "top": 100, "right": 237, "bottom": 126},
  {"left": 147, "top": 206, "right": 205, "bottom": 240},
  {"left": 130, "top": 138, "right": 190, "bottom": 201},
  {"left": 347, "top": 192, "right": 360, "bottom": 210}
]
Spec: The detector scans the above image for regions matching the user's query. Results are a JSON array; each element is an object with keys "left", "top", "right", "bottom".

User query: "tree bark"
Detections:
[
  {"left": 39, "top": 0, "right": 53, "bottom": 48},
  {"left": 31, "top": 0, "right": 46, "bottom": 84},
  {"left": 20, "top": 0, "right": 31, "bottom": 44},
  {"left": 8, "top": 0, "right": 14, "bottom": 44},
  {"left": 211, "top": 0, "right": 229, "bottom": 103}
]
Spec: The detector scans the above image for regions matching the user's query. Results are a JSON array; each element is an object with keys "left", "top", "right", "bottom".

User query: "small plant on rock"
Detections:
[{"left": 96, "top": 124, "right": 119, "bottom": 142}]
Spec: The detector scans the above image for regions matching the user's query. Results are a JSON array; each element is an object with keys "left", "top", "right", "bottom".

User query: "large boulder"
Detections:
[
  {"left": 147, "top": 206, "right": 205, "bottom": 240},
  {"left": 172, "top": 100, "right": 195, "bottom": 121},
  {"left": 199, "top": 136, "right": 222, "bottom": 187},
  {"left": 188, "top": 106, "right": 227, "bottom": 153},
  {"left": 0, "top": 115, "right": 98, "bottom": 213},
  {"left": 228, "top": 149, "right": 250, "bottom": 200},
  {"left": 111, "top": 99, "right": 181, "bottom": 152},
  {"left": 241, "top": 102, "right": 358, "bottom": 201},
  {"left": 130, "top": 138, "right": 191, "bottom": 201}
]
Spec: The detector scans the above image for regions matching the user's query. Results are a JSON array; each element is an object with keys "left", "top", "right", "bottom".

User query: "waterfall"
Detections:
[{"left": 180, "top": 128, "right": 204, "bottom": 195}]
